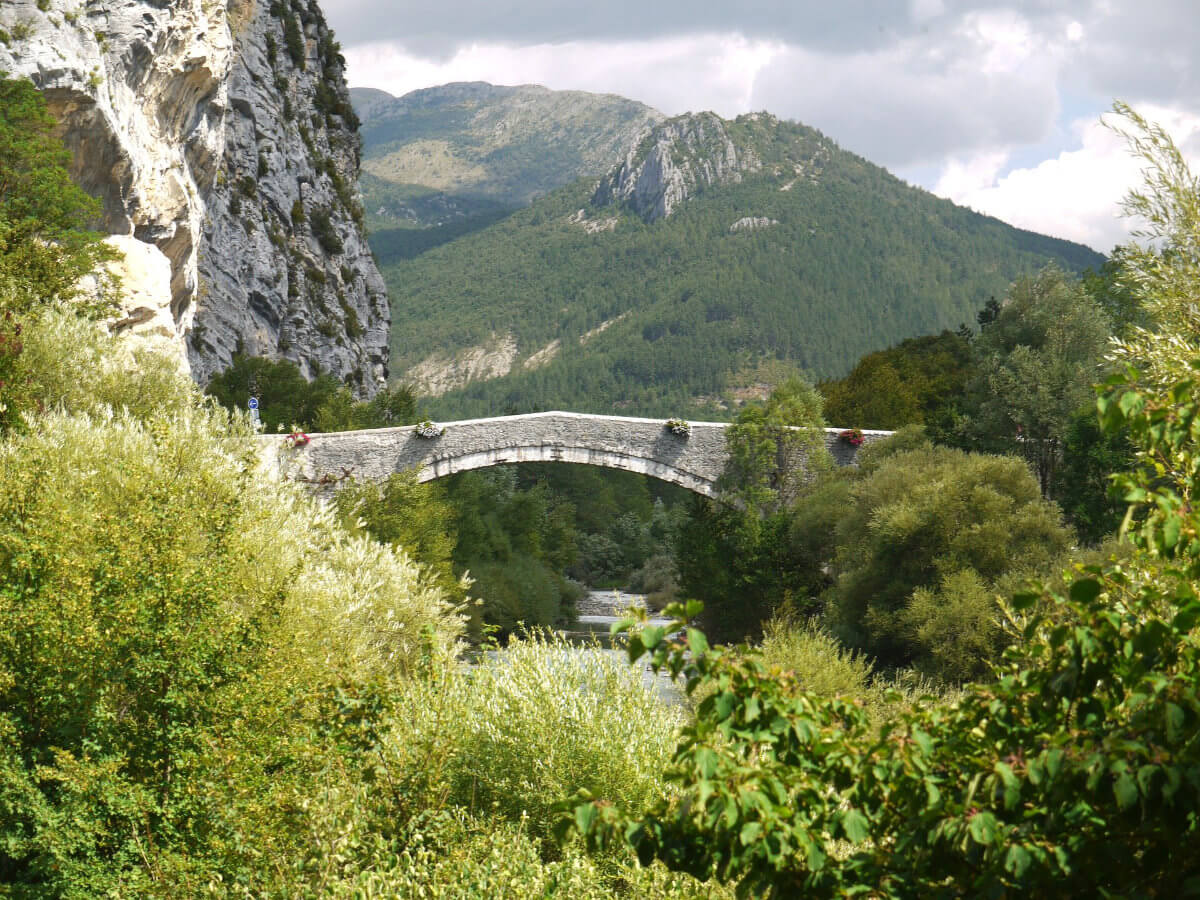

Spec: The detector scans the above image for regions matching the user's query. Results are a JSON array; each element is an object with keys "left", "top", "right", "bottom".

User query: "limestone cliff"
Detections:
[
  {"left": 591, "top": 112, "right": 761, "bottom": 223},
  {"left": 0, "top": 0, "right": 388, "bottom": 393}
]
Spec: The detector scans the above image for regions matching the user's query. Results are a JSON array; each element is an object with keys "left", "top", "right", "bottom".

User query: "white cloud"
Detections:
[
  {"left": 931, "top": 105, "right": 1200, "bottom": 252},
  {"left": 749, "top": 11, "right": 1063, "bottom": 170},
  {"left": 343, "top": 34, "right": 785, "bottom": 117},
  {"left": 329, "top": 2, "right": 1200, "bottom": 251}
]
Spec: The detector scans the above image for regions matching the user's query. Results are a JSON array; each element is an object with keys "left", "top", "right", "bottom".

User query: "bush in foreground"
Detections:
[{"left": 0, "top": 309, "right": 463, "bottom": 894}]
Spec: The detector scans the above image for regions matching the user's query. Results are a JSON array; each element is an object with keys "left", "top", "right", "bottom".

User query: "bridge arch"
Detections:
[
  {"left": 416, "top": 442, "right": 721, "bottom": 496},
  {"left": 263, "top": 411, "right": 892, "bottom": 496}
]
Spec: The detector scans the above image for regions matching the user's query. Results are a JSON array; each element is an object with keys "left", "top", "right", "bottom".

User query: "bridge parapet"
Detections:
[{"left": 260, "top": 411, "right": 893, "bottom": 497}]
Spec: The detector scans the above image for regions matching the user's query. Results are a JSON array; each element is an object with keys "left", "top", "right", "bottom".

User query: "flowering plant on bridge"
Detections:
[
  {"left": 838, "top": 427, "right": 864, "bottom": 446},
  {"left": 285, "top": 430, "right": 310, "bottom": 448},
  {"left": 665, "top": 418, "right": 691, "bottom": 437},
  {"left": 414, "top": 420, "right": 444, "bottom": 438}
]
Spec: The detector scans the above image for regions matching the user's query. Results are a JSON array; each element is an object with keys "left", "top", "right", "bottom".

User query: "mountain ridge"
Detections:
[
  {"left": 351, "top": 81, "right": 664, "bottom": 230},
  {"left": 367, "top": 104, "right": 1104, "bottom": 417}
]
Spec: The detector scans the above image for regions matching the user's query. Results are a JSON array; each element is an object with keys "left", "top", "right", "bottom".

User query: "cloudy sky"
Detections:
[{"left": 325, "top": 1, "right": 1200, "bottom": 253}]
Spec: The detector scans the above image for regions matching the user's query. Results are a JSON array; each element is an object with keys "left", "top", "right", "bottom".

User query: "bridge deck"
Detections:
[{"left": 261, "top": 411, "right": 893, "bottom": 496}]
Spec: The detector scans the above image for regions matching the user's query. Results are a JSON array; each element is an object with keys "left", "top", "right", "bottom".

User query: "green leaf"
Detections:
[
  {"left": 1114, "top": 771, "right": 1138, "bottom": 810},
  {"left": 574, "top": 803, "right": 597, "bottom": 835},
  {"left": 695, "top": 747, "right": 719, "bottom": 779},
  {"left": 686, "top": 627, "right": 709, "bottom": 655},
  {"left": 714, "top": 692, "right": 734, "bottom": 722},
  {"left": 1118, "top": 391, "right": 1145, "bottom": 417},
  {"left": 626, "top": 635, "right": 645, "bottom": 662},
  {"left": 1069, "top": 578, "right": 1102, "bottom": 605},
  {"left": 1010, "top": 592, "right": 1040, "bottom": 611},
  {"left": 740, "top": 821, "right": 763, "bottom": 846},
  {"left": 968, "top": 811, "right": 998, "bottom": 845},
  {"left": 641, "top": 625, "right": 666, "bottom": 650},
  {"left": 1167, "top": 702, "right": 1186, "bottom": 743},
  {"left": 1163, "top": 514, "right": 1182, "bottom": 550},
  {"left": 1005, "top": 844, "right": 1032, "bottom": 879},
  {"left": 610, "top": 616, "right": 638, "bottom": 635},
  {"left": 911, "top": 728, "right": 933, "bottom": 755},
  {"left": 840, "top": 808, "right": 869, "bottom": 843},
  {"left": 1172, "top": 603, "right": 1200, "bottom": 633}
]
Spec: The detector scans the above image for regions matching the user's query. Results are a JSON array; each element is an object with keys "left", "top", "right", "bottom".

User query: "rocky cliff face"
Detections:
[
  {"left": 0, "top": 0, "right": 388, "bottom": 394},
  {"left": 591, "top": 112, "right": 761, "bottom": 223}
]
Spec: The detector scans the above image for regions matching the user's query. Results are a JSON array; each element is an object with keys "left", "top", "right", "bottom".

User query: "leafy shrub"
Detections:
[
  {"left": 334, "top": 471, "right": 467, "bottom": 608},
  {"left": 301, "top": 805, "right": 732, "bottom": 898},
  {"left": 0, "top": 308, "right": 463, "bottom": 892},
  {"left": 282, "top": 10, "right": 305, "bottom": 67},
  {"left": 310, "top": 206, "right": 344, "bottom": 254},
  {"left": 397, "top": 633, "right": 682, "bottom": 844},
  {"left": 825, "top": 442, "right": 1073, "bottom": 675},
  {"left": 757, "top": 611, "right": 951, "bottom": 728}
]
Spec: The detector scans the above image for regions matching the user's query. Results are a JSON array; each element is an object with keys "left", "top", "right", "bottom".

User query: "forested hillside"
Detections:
[{"left": 375, "top": 113, "right": 1104, "bottom": 419}]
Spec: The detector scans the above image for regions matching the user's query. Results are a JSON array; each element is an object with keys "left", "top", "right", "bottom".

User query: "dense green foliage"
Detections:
[
  {"left": 205, "top": 352, "right": 418, "bottom": 432},
  {"left": 0, "top": 77, "right": 114, "bottom": 310},
  {"left": 0, "top": 305, "right": 720, "bottom": 896},
  {"left": 675, "top": 376, "right": 834, "bottom": 642},
  {"left": 959, "top": 266, "right": 1112, "bottom": 496},
  {"left": 677, "top": 420, "right": 1072, "bottom": 679},
  {"left": 824, "top": 438, "right": 1073, "bottom": 680},
  {"left": 441, "top": 467, "right": 582, "bottom": 634},
  {"left": 376, "top": 115, "right": 1102, "bottom": 419},
  {"left": 819, "top": 329, "right": 974, "bottom": 434},
  {"left": 334, "top": 471, "right": 467, "bottom": 609},
  {"left": 566, "top": 102, "right": 1200, "bottom": 898},
  {"left": 0, "top": 76, "right": 115, "bottom": 432},
  {"left": 819, "top": 271, "right": 1127, "bottom": 540},
  {"left": 0, "top": 308, "right": 465, "bottom": 894}
]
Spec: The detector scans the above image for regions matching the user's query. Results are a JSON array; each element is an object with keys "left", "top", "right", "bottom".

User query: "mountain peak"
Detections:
[
  {"left": 352, "top": 82, "right": 664, "bottom": 214},
  {"left": 591, "top": 110, "right": 828, "bottom": 222}
]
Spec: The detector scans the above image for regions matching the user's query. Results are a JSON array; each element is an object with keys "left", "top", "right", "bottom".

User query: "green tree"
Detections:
[
  {"left": 444, "top": 468, "right": 581, "bottom": 634},
  {"left": 960, "top": 266, "right": 1111, "bottom": 497},
  {"left": 719, "top": 376, "right": 830, "bottom": 513},
  {"left": 334, "top": 471, "right": 466, "bottom": 608},
  {"left": 0, "top": 76, "right": 114, "bottom": 308},
  {"left": 825, "top": 439, "right": 1073, "bottom": 678},
  {"left": 820, "top": 330, "right": 974, "bottom": 436},
  {"left": 206, "top": 353, "right": 341, "bottom": 431},
  {"left": 0, "top": 76, "right": 115, "bottom": 432},
  {"left": 1050, "top": 404, "right": 1134, "bottom": 544}
]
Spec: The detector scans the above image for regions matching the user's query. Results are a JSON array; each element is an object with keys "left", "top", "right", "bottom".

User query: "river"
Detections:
[{"left": 557, "top": 590, "right": 682, "bottom": 702}]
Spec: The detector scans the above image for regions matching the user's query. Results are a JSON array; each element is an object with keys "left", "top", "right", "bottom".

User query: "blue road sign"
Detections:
[{"left": 248, "top": 397, "right": 259, "bottom": 410}]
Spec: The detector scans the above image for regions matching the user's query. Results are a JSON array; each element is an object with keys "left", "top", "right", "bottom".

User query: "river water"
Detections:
[{"left": 557, "top": 590, "right": 682, "bottom": 702}]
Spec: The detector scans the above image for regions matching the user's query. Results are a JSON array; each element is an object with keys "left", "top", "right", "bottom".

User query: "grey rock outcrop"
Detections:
[
  {"left": 0, "top": 0, "right": 388, "bottom": 394},
  {"left": 730, "top": 216, "right": 779, "bottom": 232},
  {"left": 592, "top": 112, "right": 761, "bottom": 222}
]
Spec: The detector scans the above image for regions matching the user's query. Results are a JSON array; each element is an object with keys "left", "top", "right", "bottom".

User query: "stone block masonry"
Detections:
[{"left": 263, "top": 411, "right": 892, "bottom": 496}]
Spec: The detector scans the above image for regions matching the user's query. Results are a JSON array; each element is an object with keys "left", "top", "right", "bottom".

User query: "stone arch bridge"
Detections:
[{"left": 267, "top": 411, "right": 892, "bottom": 497}]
